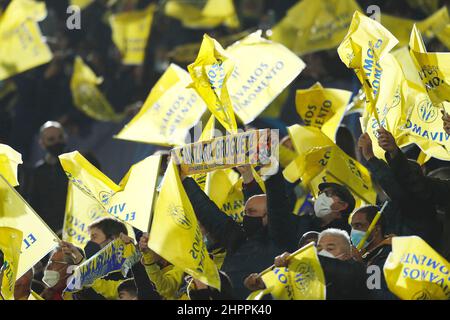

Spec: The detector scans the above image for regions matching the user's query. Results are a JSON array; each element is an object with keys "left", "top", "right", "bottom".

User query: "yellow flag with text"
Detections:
[
  {"left": 59, "top": 151, "right": 161, "bottom": 232},
  {"left": 296, "top": 82, "right": 352, "bottom": 141},
  {"left": 393, "top": 46, "right": 450, "bottom": 158},
  {"left": 383, "top": 236, "right": 450, "bottom": 300},
  {"left": 188, "top": 34, "right": 237, "bottom": 133},
  {"left": 164, "top": 0, "right": 239, "bottom": 29},
  {"left": 409, "top": 24, "right": 450, "bottom": 106},
  {"left": 71, "top": 56, "right": 125, "bottom": 122},
  {"left": 226, "top": 31, "right": 306, "bottom": 124},
  {"left": 0, "top": 0, "right": 53, "bottom": 81},
  {"left": 0, "top": 144, "right": 22, "bottom": 187},
  {"left": 110, "top": 4, "right": 156, "bottom": 65},
  {"left": 338, "top": 11, "right": 399, "bottom": 127},
  {"left": 115, "top": 64, "right": 207, "bottom": 146},
  {"left": 149, "top": 160, "right": 220, "bottom": 289},
  {"left": 261, "top": 243, "right": 326, "bottom": 300},
  {"left": 63, "top": 182, "right": 135, "bottom": 248},
  {"left": 0, "top": 227, "right": 22, "bottom": 300},
  {"left": 0, "top": 175, "right": 59, "bottom": 278},
  {"left": 270, "top": 0, "right": 360, "bottom": 56},
  {"left": 192, "top": 115, "right": 216, "bottom": 191}
]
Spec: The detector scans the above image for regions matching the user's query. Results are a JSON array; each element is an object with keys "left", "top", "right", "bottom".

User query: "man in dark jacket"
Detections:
[
  {"left": 182, "top": 173, "right": 286, "bottom": 300},
  {"left": 358, "top": 130, "right": 443, "bottom": 251},
  {"left": 350, "top": 205, "right": 397, "bottom": 299},
  {"left": 265, "top": 169, "right": 356, "bottom": 252},
  {"left": 23, "top": 121, "right": 69, "bottom": 234}
]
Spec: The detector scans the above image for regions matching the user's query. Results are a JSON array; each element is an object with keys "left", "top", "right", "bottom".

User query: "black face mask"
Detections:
[
  {"left": 46, "top": 142, "right": 66, "bottom": 157},
  {"left": 189, "top": 288, "right": 213, "bottom": 300},
  {"left": 84, "top": 241, "right": 101, "bottom": 259},
  {"left": 242, "top": 215, "right": 264, "bottom": 236}
]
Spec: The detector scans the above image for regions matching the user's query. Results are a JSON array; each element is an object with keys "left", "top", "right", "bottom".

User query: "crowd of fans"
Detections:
[{"left": 1, "top": 0, "right": 449, "bottom": 300}]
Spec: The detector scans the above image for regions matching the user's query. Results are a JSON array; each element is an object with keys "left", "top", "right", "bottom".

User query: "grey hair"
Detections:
[{"left": 318, "top": 228, "right": 351, "bottom": 249}]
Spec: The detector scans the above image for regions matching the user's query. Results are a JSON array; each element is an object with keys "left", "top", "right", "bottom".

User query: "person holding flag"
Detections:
[{"left": 349, "top": 205, "right": 397, "bottom": 299}]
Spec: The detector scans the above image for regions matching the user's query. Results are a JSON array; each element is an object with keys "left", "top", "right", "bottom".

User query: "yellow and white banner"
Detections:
[
  {"left": 115, "top": 64, "right": 207, "bottom": 146},
  {"left": 0, "top": 0, "right": 53, "bottom": 81},
  {"left": 0, "top": 144, "right": 22, "bottom": 187},
  {"left": 384, "top": 236, "right": 450, "bottom": 300},
  {"left": 0, "top": 227, "right": 22, "bottom": 300},
  {"left": 295, "top": 82, "right": 352, "bottom": 141},
  {"left": 59, "top": 151, "right": 161, "bottom": 232},
  {"left": 0, "top": 175, "right": 59, "bottom": 278},
  {"left": 226, "top": 31, "right": 306, "bottom": 124},
  {"left": 110, "top": 4, "right": 156, "bottom": 65}
]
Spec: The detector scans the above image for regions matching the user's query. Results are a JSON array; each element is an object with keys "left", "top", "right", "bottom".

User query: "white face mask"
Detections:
[
  {"left": 42, "top": 270, "right": 60, "bottom": 288},
  {"left": 318, "top": 249, "right": 345, "bottom": 260},
  {"left": 314, "top": 193, "right": 335, "bottom": 218}
]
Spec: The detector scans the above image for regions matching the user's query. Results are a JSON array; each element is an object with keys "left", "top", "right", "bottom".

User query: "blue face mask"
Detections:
[{"left": 350, "top": 229, "right": 370, "bottom": 249}]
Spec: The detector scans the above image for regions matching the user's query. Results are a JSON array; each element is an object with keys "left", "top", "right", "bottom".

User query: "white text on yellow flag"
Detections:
[
  {"left": 226, "top": 30, "right": 306, "bottom": 124},
  {"left": 110, "top": 4, "right": 156, "bottom": 65},
  {"left": 0, "top": 227, "right": 22, "bottom": 300},
  {"left": 188, "top": 34, "right": 237, "bottom": 133},
  {"left": 115, "top": 64, "right": 207, "bottom": 146},
  {"left": 0, "top": 175, "right": 59, "bottom": 278},
  {"left": 393, "top": 47, "right": 450, "bottom": 157},
  {"left": 149, "top": 160, "right": 220, "bottom": 289},
  {"left": 63, "top": 182, "right": 135, "bottom": 248},
  {"left": 0, "top": 144, "right": 23, "bottom": 187},
  {"left": 59, "top": 151, "right": 161, "bottom": 232},
  {"left": 337, "top": 11, "right": 399, "bottom": 128},
  {"left": 409, "top": 24, "right": 450, "bottom": 107},
  {"left": 295, "top": 82, "right": 351, "bottom": 142},
  {"left": 0, "top": 0, "right": 53, "bottom": 81}
]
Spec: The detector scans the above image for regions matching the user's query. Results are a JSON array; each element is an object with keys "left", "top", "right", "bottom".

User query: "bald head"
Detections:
[{"left": 244, "top": 194, "right": 268, "bottom": 225}]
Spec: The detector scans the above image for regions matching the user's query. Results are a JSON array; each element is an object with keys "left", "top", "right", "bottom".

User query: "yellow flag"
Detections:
[
  {"left": 383, "top": 236, "right": 450, "bottom": 300},
  {"left": 338, "top": 11, "right": 399, "bottom": 127},
  {"left": 149, "top": 160, "right": 220, "bottom": 289},
  {"left": 261, "top": 242, "right": 326, "bottom": 300},
  {"left": 70, "top": 56, "right": 125, "bottom": 122},
  {"left": 0, "top": 144, "right": 22, "bottom": 187},
  {"left": 361, "top": 51, "right": 411, "bottom": 159},
  {"left": 283, "top": 126, "right": 376, "bottom": 204},
  {"left": 188, "top": 34, "right": 237, "bottom": 133},
  {"left": 0, "top": 175, "right": 59, "bottom": 278},
  {"left": 381, "top": 7, "right": 449, "bottom": 47},
  {"left": 0, "top": 0, "right": 53, "bottom": 81},
  {"left": 226, "top": 30, "right": 306, "bottom": 124},
  {"left": 246, "top": 286, "right": 274, "bottom": 300},
  {"left": 295, "top": 82, "right": 352, "bottom": 141},
  {"left": 70, "top": 0, "right": 94, "bottom": 10},
  {"left": 109, "top": 4, "right": 156, "bottom": 65},
  {"left": 115, "top": 64, "right": 207, "bottom": 146},
  {"left": 164, "top": 0, "right": 239, "bottom": 29},
  {"left": 436, "top": 24, "right": 450, "bottom": 49},
  {"left": 270, "top": 0, "right": 360, "bottom": 56},
  {"left": 59, "top": 151, "right": 161, "bottom": 232},
  {"left": 63, "top": 182, "right": 135, "bottom": 248},
  {"left": 0, "top": 227, "right": 22, "bottom": 300},
  {"left": 393, "top": 46, "right": 450, "bottom": 157},
  {"left": 409, "top": 24, "right": 450, "bottom": 106}
]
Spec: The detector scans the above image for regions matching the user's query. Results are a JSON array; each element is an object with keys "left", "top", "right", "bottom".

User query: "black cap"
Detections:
[{"left": 318, "top": 182, "right": 356, "bottom": 216}]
